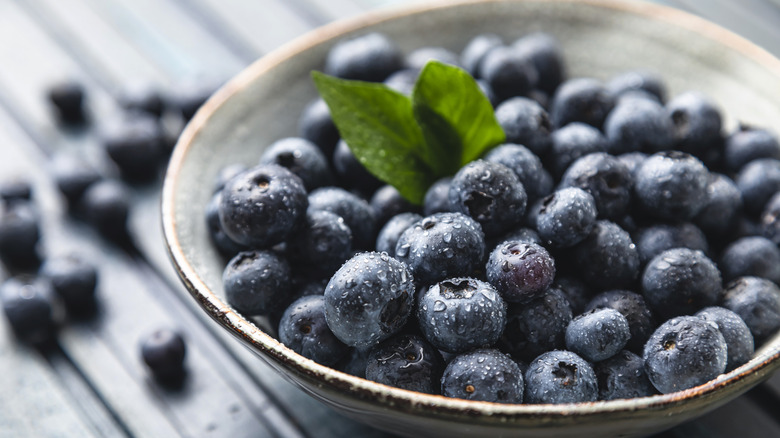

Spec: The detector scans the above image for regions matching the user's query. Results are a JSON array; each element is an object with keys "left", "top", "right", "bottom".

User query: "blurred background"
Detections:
[{"left": 1, "top": 0, "right": 779, "bottom": 437}]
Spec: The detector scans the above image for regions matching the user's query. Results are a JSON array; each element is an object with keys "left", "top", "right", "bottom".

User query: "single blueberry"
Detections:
[
  {"left": 308, "top": 186, "right": 376, "bottom": 250},
  {"left": 545, "top": 122, "right": 607, "bottom": 179},
  {"left": 595, "top": 350, "right": 657, "bottom": 400},
  {"left": 49, "top": 154, "right": 102, "bottom": 207},
  {"left": 534, "top": 187, "right": 597, "bottom": 248},
  {"left": 259, "top": 137, "right": 333, "bottom": 191},
  {"left": 633, "top": 151, "right": 709, "bottom": 221},
  {"left": 366, "top": 333, "right": 444, "bottom": 394},
  {"left": 223, "top": 250, "right": 292, "bottom": 316},
  {"left": 560, "top": 152, "right": 633, "bottom": 220},
  {"left": 524, "top": 350, "right": 598, "bottom": 404},
  {"left": 585, "top": 290, "right": 656, "bottom": 354},
  {"left": 477, "top": 46, "right": 537, "bottom": 103},
  {"left": 719, "top": 236, "right": 780, "bottom": 284},
  {"left": 499, "top": 288, "right": 573, "bottom": 363},
  {"left": 286, "top": 210, "right": 352, "bottom": 279},
  {"left": 736, "top": 158, "right": 780, "bottom": 215},
  {"left": 721, "top": 276, "right": 780, "bottom": 341},
  {"left": 78, "top": 179, "right": 131, "bottom": 242},
  {"left": 297, "top": 98, "right": 339, "bottom": 159},
  {"left": 666, "top": 91, "right": 723, "bottom": 158},
  {"left": 724, "top": 126, "right": 780, "bottom": 173},
  {"left": 39, "top": 254, "right": 98, "bottom": 316},
  {"left": 47, "top": 79, "right": 87, "bottom": 125},
  {"left": 375, "top": 212, "right": 422, "bottom": 256},
  {"left": 278, "top": 295, "right": 348, "bottom": 367},
  {"left": 695, "top": 306, "right": 754, "bottom": 372},
  {"left": 633, "top": 222, "right": 709, "bottom": 266},
  {"left": 483, "top": 143, "right": 552, "bottom": 202},
  {"left": 694, "top": 173, "right": 743, "bottom": 238},
  {"left": 99, "top": 112, "right": 164, "bottom": 181},
  {"left": 486, "top": 241, "right": 555, "bottom": 303},
  {"left": 571, "top": 220, "right": 640, "bottom": 290},
  {"left": 1, "top": 276, "right": 56, "bottom": 344},
  {"left": 460, "top": 34, "right": 503, "bottom": 78},
  {"left": 441, "top": 348, "right": 523, "bottom": 403},
  {"left": 493, "top": 97, "right": 552, "bottom": 157},
  {"left": 512, "top": 32, "right": 566, "bottom": 95},
  {"left": 603, "top": 97, "right": 674, "bottom": 154},
  {"left": 550, "top": 78, "right": 615, "bottom": 130},
  {"left": 140, "top": 328, "right": 187, "bottom": 383},
  {"left": 324, "top": 33, "right": 403, "bottom": 82},
  {"left": 0, "top": 201, "right": 41, "bottom": 268},
  {"left": 565, "top": 308, "right": 630, "bottom": 362}
]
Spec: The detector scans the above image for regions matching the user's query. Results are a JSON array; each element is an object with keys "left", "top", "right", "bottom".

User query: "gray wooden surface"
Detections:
[{"left": 1, "top": 0, "right": 779, "bottom": 437}]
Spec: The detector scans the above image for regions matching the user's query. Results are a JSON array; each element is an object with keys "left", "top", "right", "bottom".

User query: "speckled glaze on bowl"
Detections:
[{"left": 162, "top": 1, "right": 780, "bottom": 436}]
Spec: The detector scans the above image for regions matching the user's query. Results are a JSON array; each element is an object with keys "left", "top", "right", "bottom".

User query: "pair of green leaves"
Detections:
[{"left": 312, "top": 61, "right": 505, "bottom": 205}]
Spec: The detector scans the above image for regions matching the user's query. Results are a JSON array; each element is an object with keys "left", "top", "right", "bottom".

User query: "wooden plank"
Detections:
[{"left": 292, "top": 0, "right": 368, "bottom": 23}]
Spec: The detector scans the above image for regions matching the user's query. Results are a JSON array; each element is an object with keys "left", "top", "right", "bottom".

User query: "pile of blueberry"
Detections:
[{"left": 208, "top": 32, "right": 780, "bottom": 404}]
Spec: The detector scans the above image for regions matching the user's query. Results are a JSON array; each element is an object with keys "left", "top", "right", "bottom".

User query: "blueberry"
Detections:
[
  {"left": 366, "top": 333, "right": 444, "bottom": 394},
  {"left": 406, "top": 47, "right": 460, "bottom": 70},
  {"left": 512, "top": 32, "right": 565, "bottom": 95},
  {"left": 603, "top": 97, "right": 674, "bottom": 154},
  {"left": 1, "top": 276, "right": 56, "bottom": 344},
  {"left": 736, "top": 158, "right": 780, "bottom": 215},
  {"left": 99, "top": 112, "right": 165, "bottom": 181},
  {"left": 0, "top": 178, "right": 32, "bottom": 204},
  {"left": 0, "top": 201, "right": 41, "bottom": 268},
  {"left": 643, "top": 316, "right": 727, "bottom": 394},
  {"left": 370, "top": 185, "right": 419, "bottom": 229},
  {"left": 278, "top": 295, "right": 348, "bottom": 367},
  {"left": 499, "top": 288, "right": 572, "bottom": 362},
  {"left": 375, "top": 212, "right": 422, "bottom": 256},
  {"left": 585, "top": 290, "right": 656, "bottom": 354},
  {"left": 118, "top": 82, "right": 164, "bottom": 118},
  {"left": 449, "top": 160, "right": 527, "bottom": 237},
  {"left": 441, "top": 348, "right": 523, "bottom": 403},
  {"left": 297, "top": 98, "right": 339, "bottom": 158},
  {"left": 616, "top": 152, "right": 648, "bottom": 177},
  {"left": 552, "top": 275, "right": 593, "bottom": 316},
  {"left": 47, "top": 79, "right": 87, "bottom": 125},
  {"left": 565, "top": 308, "right": 630, "bottom": 362},
  {"left": 308, "top": 186, "right": 376, "bottom": 250},
  {"left": 212, "top": 163, "right": 248, "bottom": 194},
  {"left": 218, "top": 164, "right": 308, "bottom": 248},
  {"left": 606, "top": 71, "right": 667, "bottom": 103},
  {"left": 332, "top": 140, "right": 383, "bottom": 196},
  {"left": 524, "top": 350, "right": 598, "bottom": 404},
  {"left": 79, "top": 179, "right": 131, "bottom": 242},
  {"left": 417, "top": 278, "right": 506, "bottom": 354},
  {"left": 483, "top": 143, "right": 552, "bottom": 202},
  {"left": 39, "top": 254, "right": 98, "bottom": 315},
  {"left": 633, "top": 151, "right": 709, "bottom": 221},
  {"left": 324, "top": 33, "right": 403, "bottom": 82},
  {"left": 724, "top": 127, "right": 780, "bottom": 173},
  {"left": 337, "top": 347, "right": 371, "bottom": 378},
  {"left": 560, "top": 152, "right": 633, "bottom": 220},
  {"left": 695, "top": 306, "right": 754, "bottom": 372},
  {"left": 460, "top": 34, "right": 503, "bottom": 77},
  {"left": 486, "top": 241, "right": 555, "bottom": 303},
  {"left": 633, "top": 222, "right": 709, "bottom": 266},
  {"left": 550, "top": 78, "right": 615, "bottom": 130},
  {"left": 694, "top": 173, "right": 743, "bottom": 238},
  {"left": 394, "top": 213, "right": 485, "bottom": 285},
  {"left": 223, "top": 250, "right": 292, "bottom": 316},
  {"left": 666, "top": 91, "right": 723, "bottom": 158},
  {"left": 571, "top": 220, "right": 640, "bottom": 290},
  {"left": 721, "top": 276, "right": 780, "bottom": 341},
  {"left": 286, "top": 210, "right": 352, "bottom": 278},
  {"left": 477, "top": 46, "right": 537, "bottom": 103},
  {"left": 49, "top": 154, "right": 102, "bottom": 207},
  {"left": 383, "top": 69, "right": 419, "bottom": 95},
  {"left": 422, "top": 177, "right": 452, "bottom": 216},
  {"left": 324, "top": 252, "right": 414, "bottom": 349},
  {"left": 546, "top": 122, "right": 607, "bottom": 178},
  {"left": 493, "top": 97, "right": 552, "bottom": 157},
  {"left": 642, "top": 248, "right": 721, "bottom": 320},
  {"left": 719, "top": 236, "right": 780, "bottom": 284},
  {"left": 205, "top": 192, "right": 247, "bottom": 258},
  {"left": 595, "top": 350, "right": 657, "bottom": 400},
  {"left": 534, "top": 187, "right": 597, "bottom": 248},
  {"left": 140, "top": 328, "right": 187, "bottom": 383},
  {"left": 259, "top": 137, "right": 333, "bottom": 191},
  {"left": 760, "top": 192, "right": 780, "bottom": 245}
]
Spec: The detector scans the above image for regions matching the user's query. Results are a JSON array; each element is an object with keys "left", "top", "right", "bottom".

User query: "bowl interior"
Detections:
[{"left": 163, "top": 0, "right": 780, "bottom": 436}]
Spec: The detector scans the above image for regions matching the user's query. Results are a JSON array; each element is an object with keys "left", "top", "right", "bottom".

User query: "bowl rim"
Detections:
[{"left": 162, "top": 0, "right": 780, "bottom": 423}]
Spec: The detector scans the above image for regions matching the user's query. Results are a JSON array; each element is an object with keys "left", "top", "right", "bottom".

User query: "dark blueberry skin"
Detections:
[
  {"left": 384, "top": 69, "right": 419, "bottom": 95},
  {"left": 366, "top": 333, "right": 444, "bottom": 394},
  {"left": 332, "top": 140, "right": 383, "bottom": 196},
  {"left": 338, "top": 347, "right": 371, "bottom": 379},
  {"left": 417, "top": 278, "right": 506, "bottom": 354},
  {"left": 324, "top": 252, "right": 414, "bottom": 349},
  {"left": 422, "top": 177, "right": 452, "bottom": 216},
  {"left": 724, "top": 127, "right": 780, "bottom": 173},
  {"left": 524, "top": 350, "right": 598, "bottom": 404},
  {"left": 140, "top": 328, "right": 187, "bottom": 383},
  {"left": 490, "top": 226, "right": 542, "bottom": 250},
  {"left": 643, "top": 316, "right": 727, "bottom": 394},
  {"left": 441, "top": 348, "right": 523, "bottom": 403},
  {"left": 486, "top": 241, "right": 555, "bottom": 303},
  {"left": 607, "top": 71, "right": 667, "bottom": 103},
  {"left": 586, "top": 290, "right": 656, "bottom": 354},
  {"left": 39, "top": 254, "right": 98, "bottom": 315},
  {"left": 0, "top": 179, "right": 32, "bottom": 204},
  {"left": 534, "top": 188, "right": 597, "bottom": 248},
  {"left": 666, "top": 92, "right": 723, "bottom": 158},
  {"left": 603, "top": 97, "right": 674, "bottom": 154},
  {"left": 617, "top": 151, "right": 648, "bottom": 177},
  {"left": 50, "top": 154, "right": 102, "bottom": 207},
  {"left": 406, "top": 46, "right": 460, "bottom": 70},
  {"left": 546, "top": 122, "right": 607, "bottom": 178},
  {"left": 565, "top": 308, "right": 630, "bottom": 362},
  {"left": 484, "top": 143, "right": 552, "bottom": 202},
  {"left": 375, "top": 212, "right": 422, "bottom": 256},
  {"left": 512, "top": 32, "right": 565, "bottom": 95},
  {"left": 286, "top": 210, "right": 352, "bottom": 279},
  {"left": 719, "top": 236, "right": 780, "bottom": 284},
  {"left": 633, "top": 151, "right": 710, "bottom": 221},
  {"left": 460, "top": 33, "right": 503, "bottom": 78},
  {"left": 223, "top": 250, "right": 292, "bottom": 316},
  {"left": 324, "top": 33, "right": 403, "bottom": 82},
  {"left": 212, "top": 163, "right": 248, "bottom": 194},
  {"left": 499, "top": 288, "right": 573, "bottom": 363},
  {"left": 494, "top": 97, "right": 552, "bottom": 157},
  {"left": 595, "top": 350, "right": 657, "bottom": 400},
  {"left": 47, "top": 80, "right": 87, "bottom": 125},
  {"left": 118, "top": 82, "right": 164, "bottom": 118},
  {"left": 760, "top": 192, "right": 780, "bottom": 245},
  {"left": 205, "top": 192, "right": 247, "bottom": 258},
  {"left": 0, "top": 201, "right": 41, "bottom": 268},
  {"left": 477, "top": 46, "right": 537, "bottom": 103},
  {"left": 308, "top": 186, "right": 376, "bottom": 250},
  {"left": 259, "top": 137, "right": 333, "bottom": 191},
  {"left": 219, "top": 164, "right": 308, "bottom": 248},
  {"left": 278, "top": 295, "right": 348, "bottom": 367},
  {"left": 633, "top": 222, "right": 709, "bottom": 266},
  {"left": 370, "top": 185, "right": 419, "bottom": 229},
  {"left": 736, "top": 158, "right": 780, "bottom": 215},
  {"left": 1, "top": 276, "right": 56, "bottom": 344},
  {"left": 297, "top": 98, "right": 339, "bottom": 159},
  {"left": 449, "top": 160, "right": 527, "bottom": 237},
  {"left": 552, "top": 276, "right": 593, "bottom": 316},
  {"left": 571, "top": 220, "right": 640, "bottom": 291},
  {"left": 722, "top": 277, "right": 780, "bottom": 341},
  {"left": 642, "top": 248, "right": 721, "bottom": 320},
  {"left": 78, "top": 180, "right": 131, "bottom": 242},
  {"left": 550, "top": 78, "right": 615, "bottom": 130},
  {"left": 395, "top": 212, "right": 485, "bottom": 285},
  {"left": 695, "top": 306, "right": 754, "bottom": 372},
  {"left": 560, "top": 152, "right": 633, "bottom": 220},
  {"left": 100, "top": 112, "right": 164, "bottom": 181},
  {"left": 694, "top": 173, "right": 743, "bottom": 238}
]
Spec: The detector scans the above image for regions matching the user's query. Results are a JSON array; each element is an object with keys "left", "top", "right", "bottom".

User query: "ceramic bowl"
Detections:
[{"left": 162, "top": 1, "right": 780, "bottom": 436}]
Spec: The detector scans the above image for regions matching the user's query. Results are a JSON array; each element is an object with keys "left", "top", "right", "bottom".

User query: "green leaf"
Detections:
[
  {"left": 312, "top": 71, "right": 435, "bottom": 204},
  {"left": 412, "top": 61, "right": 506, "bottom": 166},
  {"left": 412, "top": 95, "right": 462, "bottom": 176}
]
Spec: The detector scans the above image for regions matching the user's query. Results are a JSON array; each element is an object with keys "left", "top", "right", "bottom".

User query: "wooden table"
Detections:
[{"left": 1, "top": 0, "right": 779, "bottom": 437}]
